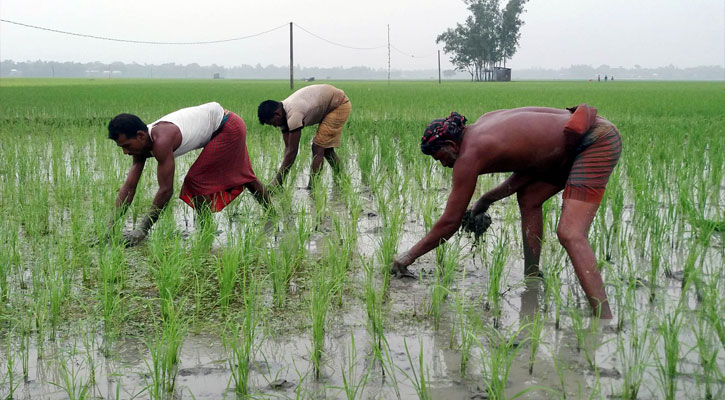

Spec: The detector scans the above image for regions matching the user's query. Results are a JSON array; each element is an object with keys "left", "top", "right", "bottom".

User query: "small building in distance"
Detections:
[{"left": 494, "top": 67, "right": 511, "bottom": 82}]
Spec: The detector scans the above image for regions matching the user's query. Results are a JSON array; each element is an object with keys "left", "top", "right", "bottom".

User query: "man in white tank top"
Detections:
[{"left": 107, "top": 102, "right": 269, "bottom": 246}]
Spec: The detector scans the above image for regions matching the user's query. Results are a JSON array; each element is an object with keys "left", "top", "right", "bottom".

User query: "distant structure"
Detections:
[
  {"left": 213, "top": 73, "right": 221, "bottom": 79},
  {"left": 493, "top": 67, "right": 511, "bottom": 82}
]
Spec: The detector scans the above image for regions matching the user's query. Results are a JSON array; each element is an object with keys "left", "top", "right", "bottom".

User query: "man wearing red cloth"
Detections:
[
  {"left": 392, "top": 105, "right": 621, "bottom": 318},
  {"left": 107, "top": 102, "right": 269, "bottom": 246}
]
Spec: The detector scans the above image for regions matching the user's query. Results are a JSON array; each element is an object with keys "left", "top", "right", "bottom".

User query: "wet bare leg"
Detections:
[
  {"left": 516, "top": 181, "right": 563, "bottom": 277},
  {"left": 308, "top": 143, "right": 326, "bottom": 189},
  {"left": 243, "top": 179, "right": 271, "bottom": 207},
  {"left": 324, "top": 148, "right": 342, "bottom": 178},
  {"left": 557, "top": 198, "right": 612, "bottom": 319}
]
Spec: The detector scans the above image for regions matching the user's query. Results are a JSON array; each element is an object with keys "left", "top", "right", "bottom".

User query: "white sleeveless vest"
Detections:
[{"left": 149, "top": 102, "right": 224, "bottom": 157}]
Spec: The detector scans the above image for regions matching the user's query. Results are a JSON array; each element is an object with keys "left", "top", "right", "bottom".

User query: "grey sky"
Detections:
[{"left": 1, "top": 0, "right": 723, "bottom": 70}]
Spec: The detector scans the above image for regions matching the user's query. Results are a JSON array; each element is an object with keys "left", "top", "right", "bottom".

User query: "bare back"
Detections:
[{"left": 459, "top": 108, "right": 574, "bottom": 175}]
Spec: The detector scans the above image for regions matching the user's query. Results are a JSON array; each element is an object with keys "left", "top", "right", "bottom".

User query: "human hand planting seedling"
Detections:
[
  {"left": 123, "top": 228, "right": 146, "bottom": 247},
  {"left": 461, "top": 209, "right": 492, "bottom": 240},
  {"left": 391, "top": 252, "right": 417, "bottom": 279}
]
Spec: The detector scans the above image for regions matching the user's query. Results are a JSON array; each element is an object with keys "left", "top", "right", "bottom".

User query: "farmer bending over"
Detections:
[
  {"left": 108, "top": 102, "right": 269, "bottom": 246},
  {"left": 392, "top": 106, "right": 621, "bottom": 318},
  {"left": 258, "top": 84, "right": 351, "bottom": 189}
]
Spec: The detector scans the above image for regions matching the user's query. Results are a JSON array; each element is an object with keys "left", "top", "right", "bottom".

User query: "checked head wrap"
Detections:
[{"left": 421, "top": 112, "right": 467, "bottom": 155}]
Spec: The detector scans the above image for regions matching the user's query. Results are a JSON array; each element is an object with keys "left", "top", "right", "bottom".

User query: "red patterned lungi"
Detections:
[
  {"left": 179, "top": 113, "right": 258, "bottom": 212},
  {"left": 562, "top": 119, "right": 622, "bottom": 204}
]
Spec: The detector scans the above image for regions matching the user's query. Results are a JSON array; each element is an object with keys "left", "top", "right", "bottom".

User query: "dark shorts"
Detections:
[
  {"left": 562, "top": 120, "right": 622, "bottom": 204},
  {"left": 179, "top": 112, "right": 258, "bottom": 212}
]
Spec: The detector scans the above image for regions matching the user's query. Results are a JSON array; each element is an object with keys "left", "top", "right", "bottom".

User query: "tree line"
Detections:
[{"left": 437, "top": 0, "right": 528, "bottom": 81}]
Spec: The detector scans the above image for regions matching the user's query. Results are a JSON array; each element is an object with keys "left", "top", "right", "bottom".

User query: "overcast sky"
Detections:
[{"left": 1, "top": 0, "right": 723, "bottom": 70}]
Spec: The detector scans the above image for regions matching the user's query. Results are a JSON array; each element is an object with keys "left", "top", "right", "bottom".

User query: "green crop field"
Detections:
[{"left": 0, "top": 79, "right": 723, "bottom": 399}]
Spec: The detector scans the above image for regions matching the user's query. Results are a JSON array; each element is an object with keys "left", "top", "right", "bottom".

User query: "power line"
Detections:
[
  {"left": 292, "top": 23, "right": 386, "bottom": 51},
  {"left": 391, "top": 44, "right": 433, "bottom": 59},
  {"left": 0, "top": 18, "right": 288, "bottom": 45},
  {"left": 1, "top": 18, "right": 436, "bottom": 62}
]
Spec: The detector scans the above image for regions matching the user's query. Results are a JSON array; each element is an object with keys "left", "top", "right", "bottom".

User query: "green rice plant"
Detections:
[
  {"left": 487, "top": 232, "right": 510, "bottom": 328},
  {"left": 17, "top": 313, "right": 31, "bottom": 384},
  {"left": 616, "top": 312, "right": 653, "bottom": 400},
  {"left": 527, "top": 311, "right": 545, "bottom": 375},
  {"left": 309, "top": 259, "right": 334, "bottom": 379},
  {"left": 97, "top": 244, "right": 125, "bottom": 343},
  {"left": 265, "top": 246, "right": 290, "bottom": 308},
  {"left": 310, "top": 173, "right": 328, "bottom": 227},
  {"left": 81, "top": 326, "right": 98, "bottom": 386},
  {"left": 400, "top": 338, "right": 431, "bottom": 400},
  {"left": 552, "top": 353, "right": 568, "bottom": 399},
  {"left": 145, "top": 300, "right": 187, "bottom": 398},
  {"left": 450, "top": 271, "right": 478, "bottom": 378},
  {"left": 327, "top": 221, "right": 354, "bottom": 306},
  {"left": 356, "top": 136, "right": 376, "bottom": 185},
  {"left": 542, "top": 248, "right": 566, "bottom": 330},
  {"left": 655, "top": 308, "right": 684, "bottom": 400},
  {"left": 3, "top": 330, "right": 18, "bottom": 399},
  {"left": 216, "top": 246, "right": 241, "bottom": 317},
  {"left": 692, "top": 313, "right": 720, "bottom": 400},
  {"left": 429, "top": 240, "right": 461, "bottom": 330},
  {"left": 51, "top": 341, "right": 92, "bottom": 400},
  {"left": 479, "top": 323, "right": 531, "bottom": 400},
  {"left": 189, "top": 203, "right": 216, "bottom": 268},
  {"left": 376, "top": 195, "right": 405, "bottom": 293},
  {"left": 566, "top": 294, "right": 586, "bottom": 353},
  {"left": 336, "top": 330, "right": 370, "bottom": 400},
  {"left": 46, "top": 258, "right": 72, "bottom": 341},
  {"left": 363, "top": 259, "right": 386, "bottom": 368},
  {"left": 148, "top": 232, "right": 187, "bottom": 320},
  {"left": 224, "top": 278, "right": 262, "bottom": 398}
]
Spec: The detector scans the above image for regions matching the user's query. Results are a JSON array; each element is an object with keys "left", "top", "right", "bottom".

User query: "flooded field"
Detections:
[{"left": 0, "top": 79, "right": 723, "bottom": 399}]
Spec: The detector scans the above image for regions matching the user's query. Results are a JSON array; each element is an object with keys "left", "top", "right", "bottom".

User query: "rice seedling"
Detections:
[
  {"left": 97, "top": 244, "right": 125, "bottom": 342},
  {"left": 309, "top": 257, "right": 334, "bottom": 379},
  {"left": 216, "top": 246, "right": 241, "bottom": 317},
  {"left": 527, "top": 311, "right": 545, "bottom": 375},
  {"left": 356, "top": 136, "right": 376, "bottom": 186},
  {"left": 692, "top": 312, "right": 720, "bottom": 400},
  {"left": 3, "top": 330, "right": 19, "bottom": 399},
  {"left": 450, "top": 271, "right": 478, "bottom": 378},
  {"left": 486, "top": 232, "right": 510, "bottom": 328},
  {"left": 616, "top": 312, "right": 654, "bottom": 400},
  {"left": 50, "top": 341, "right": 92, "bottom": 400},
  {"left": 363, "top": 258, "right": 386, "bottom": 369},
  {"left": 655, "top": 307, "right": 684, "bottom": 400},
  {"left": 148, "top": 232, "right": 187, "bottom": 321},
  {"left": 224, "top": 279, "right": 262, "bottom": 398},
  {"left": 336, "top": 330, "right": 370, "bottom": 400},
  {"left": 144, "top": 300, "right": 187, "bottom": 398},
  {"left": 401, "top": 338, "right": 431, "bottom": 400},
  {"left": 566, "top": 295, "right": 586, "bottom": 354},
  {"left": 429, "top": 240, "right": 461, "bottom": 330},
  {"left": 479, "top": 323, "right": 532, "bottom": 400}
]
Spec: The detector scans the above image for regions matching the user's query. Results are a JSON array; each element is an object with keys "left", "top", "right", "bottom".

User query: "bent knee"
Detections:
[{"left": 556, "top": 225, "right": 587, "bottom": 247}]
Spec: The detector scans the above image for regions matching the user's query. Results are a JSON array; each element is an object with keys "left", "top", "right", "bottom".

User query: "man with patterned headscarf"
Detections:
[{"left": 392, "top": 105, "right": 621, "bottom": 319}]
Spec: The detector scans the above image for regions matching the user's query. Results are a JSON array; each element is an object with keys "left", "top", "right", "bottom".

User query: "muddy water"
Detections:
[{"left": 4, "top": 182, "right": 724, "bottom": 400}]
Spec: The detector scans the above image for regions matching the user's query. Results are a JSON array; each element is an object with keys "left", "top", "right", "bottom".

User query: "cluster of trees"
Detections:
[{"left": 437, "top": 0, "right": 528, "bottom": 81}]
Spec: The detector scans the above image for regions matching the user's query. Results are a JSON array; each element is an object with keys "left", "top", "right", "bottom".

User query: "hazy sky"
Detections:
[{"left": 1, "top": 0, "right": 723, "bottom": 70}]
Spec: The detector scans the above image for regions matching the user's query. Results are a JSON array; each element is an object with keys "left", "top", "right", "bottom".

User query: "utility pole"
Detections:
[
  {"left": 438, "top": 50, "right": 441, "bottom": 84},
  {"left": 289, "top": 22, "right": 294, "bottom": 90},
  {"left": 387, "top": 24, "right": 390, "bottom": 84}
]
